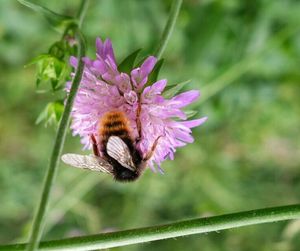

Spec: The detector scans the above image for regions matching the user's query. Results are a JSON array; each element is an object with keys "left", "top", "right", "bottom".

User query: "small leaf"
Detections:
[
  {"left": 35, "top": 103, "right": 49, "bottom": 125},
  {"left": 49, "top": 41, "right": 65, "bottom": 59},
  {"left": 148, "top": 58, "right": 164, "bottom": 84},
  {"left": 35, "top": 78, "right": 42, "bottom": 88},
  {"left": 41, "top": 58, "right": 57, "bottom": 79},
  {"left": 31, "top": 54, "right": 68, "bottom": 90},
  {"left": 51, "top": 79, "right": 59, "bottom": 91},
  {"left": 25, "top": 54, "right": 49, "bottom": 67},
  {"left": 118, "top": 49, "right": 142, "bottom": 74},
  {"left": 53, "top": 100, "right": 64, "bottom": 122},
  {"left": 185, "top": 110, "right": 198, "bottom": 119},
  {"left": 18, "top": 0, "right": 76, "bottom": 32},
  {"left": 53, "top": 58, "right": 65, "bottom": 77},
  {"left": 163, "top": 79, "right": 191, "bottom": 99},
  {"left": 174, "top": 110, "right": 198, "bottom": 121},
  {"left": 36, "top": 100, "right": 64, "bottom": 126}
]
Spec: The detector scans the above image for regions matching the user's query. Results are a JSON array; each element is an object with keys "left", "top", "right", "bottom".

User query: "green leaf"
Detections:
[
  {"left": 174, "top": 109, "right": 197, "bottom": 121},
  {"left": 144, "top": 58, "right": 164, "bottom": 89},
  {"left": 49, "top": 41, "right": 65, "bottom": 59},
  {"left": 35, "top": 78, "right": 42, "bottom": 89},
  {"left": 18, "top": 0, "right": 76, "bottom": 32},
  {"left": 35, "top": 103, "right": 49, "bottom": 125},
  {"left": 162, "top": 79, "right": 191, "bottom": 99},
  {"left": 118, "top": 49, "right": 142, "bottom": 74},
  {"left": 35, "top": 100, "right": 64, "bottom": 126},
  {"left": 51, "top": 79, "right": 59, "bottom": 91},
  {"left": 31, "top": 54, "right": 68, "bottom": 90},
  {"left": 53, "top": 100, "right": 64, "bottom": 121},
  {"left": 25, "top": 54, "right": 49, "bottom": 67},
  {"left": 184, "top": 110, "right": 198, "bottom": 118},
  {"left": 41, "top": 57, "right": 57, "bottom": 79}
]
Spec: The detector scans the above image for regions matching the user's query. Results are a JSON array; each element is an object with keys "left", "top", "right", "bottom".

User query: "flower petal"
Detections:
[
  {"left": 152, "top": 79, "right": 167, "bottom": 93},
  {"left": 171, "top": 90, "right": 200, "bottom": 107},
  {"left": 140, "top": 56, "right": 157, "bottom": 77},
  {"left": 124, "top": 90, "right": 138, "bottom": 105},
  {"left": 96, "top": 37, "right": 104, "bottom": 58},
  {"left": 104, "top": 39, "right": 116, "bottom": 63},
  {"left": 69, "top": 56, "right": 78, "bottom": 68},
  {"left": 180, "top": 117, "right": 208, "bottom": 128}
]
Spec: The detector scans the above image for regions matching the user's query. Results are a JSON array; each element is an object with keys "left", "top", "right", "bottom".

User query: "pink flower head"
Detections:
[{"left": 66, "top": 38, "right": 207, "bottom": 171}]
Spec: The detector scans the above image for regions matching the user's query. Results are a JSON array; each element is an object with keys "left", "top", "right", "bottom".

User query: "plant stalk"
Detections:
[
  {"left": 26, "top": 29, "right": 86, "bottom": 251},
  {"left": 77, "top": 0, "right": 90, "bottom": 28},
  {"left": 2, "top": 204, "right": 295, "bottom": 251},
  {"left": 25, "top": 14, "right": 87, "bottom": 251},
  {"left": 154, "top": 0, "right": 183, "bottom": 59}
]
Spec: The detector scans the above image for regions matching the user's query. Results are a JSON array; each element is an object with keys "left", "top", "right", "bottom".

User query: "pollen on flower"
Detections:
[{"left": 66, "top": 37, "right": 207, "bottom": 171}]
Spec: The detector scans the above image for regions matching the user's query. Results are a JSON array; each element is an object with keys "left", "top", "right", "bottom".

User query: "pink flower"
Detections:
[{"left": 66, "top": 38, "right": 207, "bottom": 171}]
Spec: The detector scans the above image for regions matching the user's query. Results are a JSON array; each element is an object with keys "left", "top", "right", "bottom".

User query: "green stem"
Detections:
[
  {"left": 25, "top": 2, "right": 88, "bottom": 248},
  {"left": 26, "top": 30, "right": 86, "bottom": 251},
  {"left": 77, "top": 0, "right": 90, "bottom": 28},
  {"left": 1, "top": 204, "right": 296, "bottom": 251},
  {"left": 154, "top": 0, "right": 183, "bottom": 59}
]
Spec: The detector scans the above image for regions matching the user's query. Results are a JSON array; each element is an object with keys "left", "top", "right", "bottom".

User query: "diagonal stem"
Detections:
[
  {"left": 25, "top": 29, "right": 86, "bottom": 251},
  {"left": 25, "top": 0, "right": 89, "bottom": 246},
  {"left": 2, "top": 204, "right": 296, "bottom": 251},
  {"left": 154, "top": 0, "right": 183, "bottom": 59},
  {"left": 76, "top": 0, "right": 90, "bottom": 29}
]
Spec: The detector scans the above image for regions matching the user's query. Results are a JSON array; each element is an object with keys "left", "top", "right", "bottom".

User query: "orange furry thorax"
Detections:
[{"left": 98, "top": 111, "right": 132, "bottom": 145}]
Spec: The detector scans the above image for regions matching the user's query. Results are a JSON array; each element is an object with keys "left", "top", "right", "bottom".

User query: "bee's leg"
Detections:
[
  {"left": 143, "top": 136, "right": 162, "bottom": 161},
  {"left": 91, "top": 134, "right": 100, "bottom": 157},
  {"left": 136, "top": 101, "right": 142, "bottom": 142}
]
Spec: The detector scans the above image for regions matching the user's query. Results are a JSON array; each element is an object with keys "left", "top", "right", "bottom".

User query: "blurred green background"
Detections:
[{"left": 1, "top": 0, "right": 300, "bottom": 250}]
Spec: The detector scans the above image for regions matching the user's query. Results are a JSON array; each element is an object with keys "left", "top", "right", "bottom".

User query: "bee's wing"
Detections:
[
  {"left": 107, "top": 136, "right": 135, "bottom": 171},
  {"left": 61, "top": 154, "right": 113, "bottom": 174}
]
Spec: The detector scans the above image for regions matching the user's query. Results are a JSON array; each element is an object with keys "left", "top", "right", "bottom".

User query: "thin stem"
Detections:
[
  {"left": 1, "top": 204, "right": 296, "bottom": 251},
  {"left": 25, "top": 2, "right": 89, "bottom": 249},
  {"left": 154, "top": 0, "right": 183, "bottom": 59},
  {"left": 77, "top": 0, "right": 90, "bottom": 28},
  {"left": 25, "top": 29, "right": 86, "bottom": 251}
]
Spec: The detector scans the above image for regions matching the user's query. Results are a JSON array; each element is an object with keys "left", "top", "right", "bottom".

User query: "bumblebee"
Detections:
[{"left": 62, "top": 110, "right": 160, "bottom": 182}]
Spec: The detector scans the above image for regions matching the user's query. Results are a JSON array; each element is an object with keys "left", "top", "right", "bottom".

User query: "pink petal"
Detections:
[
  {"left": 69, "top": 56, "right": 78, "bottom": 68},
  {"left": 172, "top": 90, "right": 200, "bottom": 108},
  {"left": 96, "top": 37, "right": 104, "bottom": 57},
  {"left": 140, "top": 56, "right": 157, "bottom": 77},
  {"left": 152, "top": 79, "right": 167, "bottom": 93},
  {"left": 180, "top": 117, "right": 208, "bottom": 128},
  {"left": 124, "top": 91, "right": 138, "bottom": 105},
  {"left": 104, "top": 39, "right": 116, "bottom": 63}
]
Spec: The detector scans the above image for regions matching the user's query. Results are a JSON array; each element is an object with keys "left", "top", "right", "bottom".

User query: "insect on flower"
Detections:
[
  {"left": 62, "top": 110, "right": 161, "bottom": 182},
  {"left": 62, "top": 38, "right": 207, "bottom": 182}
]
